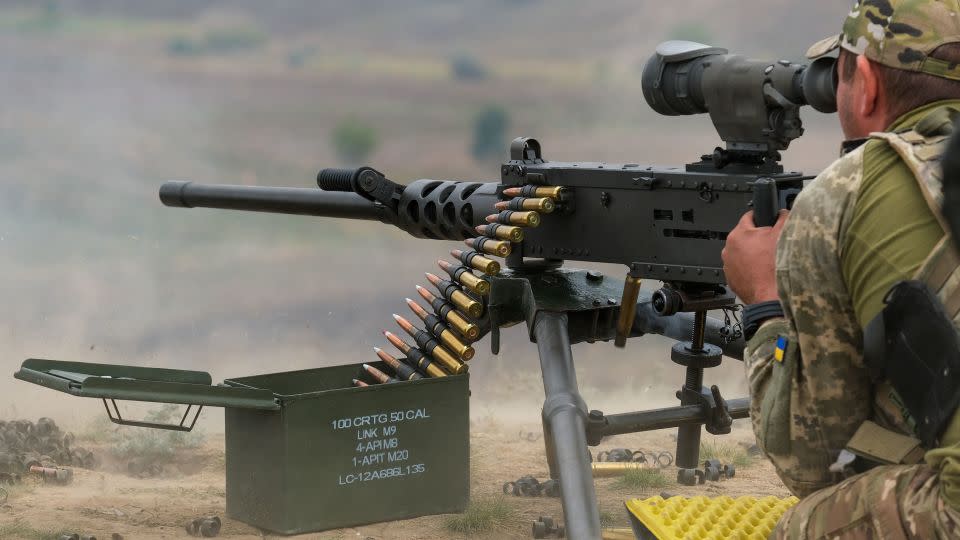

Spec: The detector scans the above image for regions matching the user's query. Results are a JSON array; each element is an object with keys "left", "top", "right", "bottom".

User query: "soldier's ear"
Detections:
[{"left": 856, "top": 54, "right": 880, "bottom": 119}]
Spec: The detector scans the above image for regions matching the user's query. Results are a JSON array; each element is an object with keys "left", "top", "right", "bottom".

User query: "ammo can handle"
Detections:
[{"left": 752, "top": 177, "right": 779, "bottom": 227}]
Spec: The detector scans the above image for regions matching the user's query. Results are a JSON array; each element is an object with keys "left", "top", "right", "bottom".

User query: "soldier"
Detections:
[{"left": 722, "top": 1, "right": 960, "bottom": 537}]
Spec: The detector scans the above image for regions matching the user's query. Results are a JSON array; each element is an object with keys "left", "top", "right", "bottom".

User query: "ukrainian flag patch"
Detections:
[{"left": 774, "top": 336, "right": 788, "bottom": 362}]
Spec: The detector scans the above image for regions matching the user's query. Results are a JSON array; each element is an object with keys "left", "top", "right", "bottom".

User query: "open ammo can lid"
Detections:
[{"left": 15, "top": 359, "right": 280, "bottom": 430}]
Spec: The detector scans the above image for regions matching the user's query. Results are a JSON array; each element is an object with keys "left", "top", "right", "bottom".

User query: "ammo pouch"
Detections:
[{"left": 863, "top": 280, "right": 960, "bottom": 449}]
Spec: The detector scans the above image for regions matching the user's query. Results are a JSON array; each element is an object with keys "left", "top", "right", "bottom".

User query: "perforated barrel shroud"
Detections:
[{"left": 625, "top": 495, "right": 798, "bottom": 540}]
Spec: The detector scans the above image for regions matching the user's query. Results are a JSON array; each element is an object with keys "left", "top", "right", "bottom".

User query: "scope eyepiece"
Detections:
[{"left": 801, "top": 56, "right": 839, "bottom": 114}]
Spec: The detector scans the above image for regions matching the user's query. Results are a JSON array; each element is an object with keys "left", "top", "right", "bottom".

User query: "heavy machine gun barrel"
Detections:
[
  {"left": 159, "top": 180, "right": 390, "bottom": 222},
  {"left": 160, "top": 175, "right": 501, "bottom": 241}
]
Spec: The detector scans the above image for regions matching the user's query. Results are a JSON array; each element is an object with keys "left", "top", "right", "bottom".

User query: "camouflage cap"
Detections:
[{"left": 807, "top": 0, "right": 960, "bottom": 81}]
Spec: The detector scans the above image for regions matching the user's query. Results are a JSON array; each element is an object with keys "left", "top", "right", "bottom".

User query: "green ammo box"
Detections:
[{"left": 14, "top": 358, "right": 470, "bottom": 534}]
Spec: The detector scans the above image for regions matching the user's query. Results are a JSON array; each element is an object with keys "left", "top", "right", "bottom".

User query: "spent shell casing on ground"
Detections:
[
  {"left": 476, "top": 223, "right": 524, "bottom": 242},
  {"left": 29, "top": 465, "right": 72, "bottom": 485},
  {"left": 502, "top": 185, "right": 564, "bottom": 200},
  {"left": 450, "top": 249, "right": 500, "bottom": 275},
  {"left": 382, "top": 330, "right": 447, "bottom": 378},
  {"left": 486, "top": 210, "right": 540, "bottom": 227},
  {"left": 374, "top": 347, "right": 423, "bottom": 380},
  {"left": 437, "top": 260, "right": 490, "bottom": 295},
  {"left": 464, "top": 237, "right": 511, "bottom": 258},
  {"left": 425, "top": 273, "right": 483, "bottom": 318},
  {"left": 495, "top": 197, "right": 555, "bottom": 213},
  {"left": 362, "top": 363, "right": 398, "bottom": 384}
]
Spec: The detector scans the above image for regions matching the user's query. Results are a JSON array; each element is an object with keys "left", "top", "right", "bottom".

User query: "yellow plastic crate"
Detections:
[{"left": 625, "top": 495, "right": 799, "bottom": 540}]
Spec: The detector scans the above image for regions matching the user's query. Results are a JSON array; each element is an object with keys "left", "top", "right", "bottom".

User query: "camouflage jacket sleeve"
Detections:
[{"left": 744, "top": 147, "right": 873, "bottom": 497}]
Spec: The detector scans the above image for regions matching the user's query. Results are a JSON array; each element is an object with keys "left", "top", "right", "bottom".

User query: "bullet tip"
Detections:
[
  {"left": 392, "top": 314, "right": 401, "bottom": 320},
  {"left": 373, "top": 346, "right": 381, "bottom": 352},
  {"left": 362, "top": 363, "right": 370, "bottom": 369}
]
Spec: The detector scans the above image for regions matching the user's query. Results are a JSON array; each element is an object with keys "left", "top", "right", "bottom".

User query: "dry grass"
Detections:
[
  {"left": 444, "top": 496, "right": 517, "bottom": 535},
  {"left": 614, "top": 467, "right": 669, "bottom": 490},
  {"left": 0, "top": 520, "right": 76, "bottom": 540},
  {"left": 699, "top": 440, "right": 753, "bottom": 468}
]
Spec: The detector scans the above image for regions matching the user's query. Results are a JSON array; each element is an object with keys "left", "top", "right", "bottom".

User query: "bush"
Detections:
[
  {"left": 471, "top": 105, "right": 509, "bottom": 161},
  {"left": 167, "top": 36, "right": 204, "bottom": 57},
  {"left": 203, "top": 26, "right": 267, "bottom": 54},
  {"left": 331, "top": 117, "right": 378, "bottom": 164},
  {"left": 166, "top": 25, "right": 267, "bottom": 57},
  {"left": 451, "top": 54, "right": 489, "bottom": 81}
]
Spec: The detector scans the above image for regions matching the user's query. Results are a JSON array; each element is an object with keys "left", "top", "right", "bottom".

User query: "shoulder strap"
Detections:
[
  {"left": 870, "top": 107, "right": 960, "bottom": 318},
  {"left": 869, "top": 129, "right": 951, "bottom": 233}
]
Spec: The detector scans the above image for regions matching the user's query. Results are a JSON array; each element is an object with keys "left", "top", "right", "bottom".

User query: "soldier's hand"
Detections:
[{"left": 721, "top": 210, "right": 788, "bottom": 305}]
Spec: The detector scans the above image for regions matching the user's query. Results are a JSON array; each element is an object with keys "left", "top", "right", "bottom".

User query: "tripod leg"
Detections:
[
  {"left": 542, "top": 414, "right": 559, "bottom": 479},
  {"left": 534, "top": 311, "right": 601, "bottom": 540}
]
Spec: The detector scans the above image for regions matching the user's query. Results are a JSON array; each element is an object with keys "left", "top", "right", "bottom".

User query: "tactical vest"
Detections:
[{"left": 849, "top": 105, "right": 960, "bottom": 467}]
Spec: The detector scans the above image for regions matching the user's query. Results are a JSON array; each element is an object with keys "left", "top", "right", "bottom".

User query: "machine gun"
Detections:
[{"left": 158, "top": 42, "right": 838, "bottom": 539}]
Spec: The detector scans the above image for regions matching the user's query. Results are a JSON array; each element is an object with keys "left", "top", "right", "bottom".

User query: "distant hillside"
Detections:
[{"left": 0, "top": 0, "right": 849, "bottom": 58}]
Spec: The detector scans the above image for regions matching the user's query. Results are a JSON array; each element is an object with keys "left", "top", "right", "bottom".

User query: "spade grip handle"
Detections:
[{"left": 752, "top": 177, "right": 779, "bottom": 227}]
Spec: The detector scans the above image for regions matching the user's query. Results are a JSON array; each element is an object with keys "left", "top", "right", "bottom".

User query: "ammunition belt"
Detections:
[{"left": 362, "top": 189, "right": 561, "bottom": 383}]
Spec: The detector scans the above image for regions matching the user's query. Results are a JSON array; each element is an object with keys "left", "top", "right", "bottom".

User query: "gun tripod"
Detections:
[{"left": 487, "top": 270, "right": 748, "bottom": 540}]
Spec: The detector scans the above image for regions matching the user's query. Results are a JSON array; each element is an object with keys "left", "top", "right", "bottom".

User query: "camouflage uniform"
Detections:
[{"left": 744, "top": 1, "right": 960, "bottom": 537}]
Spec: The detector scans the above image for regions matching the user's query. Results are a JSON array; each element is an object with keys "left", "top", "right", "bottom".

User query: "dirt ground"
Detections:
[{"left": 0, "top": 415, "right": 789, "bottom": 540}]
